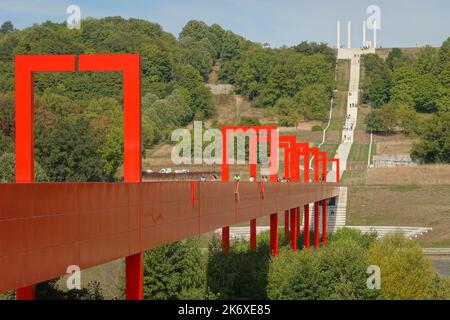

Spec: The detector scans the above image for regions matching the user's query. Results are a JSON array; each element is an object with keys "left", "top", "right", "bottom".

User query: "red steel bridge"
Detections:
[{"left": 0, "top": 54, "right": 340, "bottom": 299}]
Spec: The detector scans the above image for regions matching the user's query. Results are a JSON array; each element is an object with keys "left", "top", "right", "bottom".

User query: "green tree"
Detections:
[
  {"left": 35, "top": 278, "right": 104, "bottom": 300},
  {"left": 0, "top": 153, "right": 49, "bottom": 182},
  {"left": 273, "top": 97, "right": 301, "bottom": 126},
  {"left": 143, "top": 238, "right": 209, "bottom": 300},
  {"left": 415, "top": 46, "right": 439, "bottom": 75},
  {"left": 35, "top": 115, "right": 104, "bottom": 182},
  {"left": 0, "top": 21, "right": 14, "bottom": 34},
  {"left": 361, "top": 54, "right": 391, "bottom": 107},
  {"left": 0, "top": 93, "right": 15, "bottom": 138},
  {"left": 397, "top": 104, "right": 419, "bottom": 135},
  {"left": 390, "top": 67, "right": 417, "bottom": 106},
  {"left": 368, "top": 234, "right": 447, "bottom": 299},
  {"left": 268, "top": 229, "right": 378, "bottom": 300},
  {"left": 411, "top": 111, "right": 450, "bottom": 163},
  {"left": 412, "top": 74, "right": 442, "bottom": 113},
  {"left": 295, "top": 84, "right": 329, "bottom": 120},
  {"left": 366, "top": 103, "right": 399, "bottom": 134}
]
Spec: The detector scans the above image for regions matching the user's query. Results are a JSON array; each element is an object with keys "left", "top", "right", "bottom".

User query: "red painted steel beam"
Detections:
[
  {"left": 14, "top": 54, "right": 143, "bottom": 300},
  {"left": 284, "top": 210, "right": 289, "bottom": 241},
  {"left": 0, "top": 181, "right": 339, "bottom": 294},
  {"left": 314, "top": 202, "right": 320, "bottom": 249},
  {"left": 222, "top": 226, "right": 230, "bottom": 253},
  {"left": 304, "top": 204, "right": 310, "bottom": 249},
  {"left": 289, "top": 208, "right": 297, "bottom": 251},
  {"left": 270, "top": 214, "right": 278, "bottom": 256},
  {"left": 322, "top": 199, "right": 328, "bottom": 247},
  {"left": 14, "top": 55, "right": 78, "bottom": 300},
  {"left": 250, "top": 219, "right": 257, "bottom": 252}
]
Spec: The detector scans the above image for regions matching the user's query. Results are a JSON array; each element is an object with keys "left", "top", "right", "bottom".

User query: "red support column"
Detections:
[
  {"left": 304, "top": 204, "right": 310, "bottom": 249},
  {"left": 322, "top": 199, "right": 327, "bottom": 247},
  {"left": 221, "top": 128, "right": 229, "bottom": 181},
  {"left": 290, "top": 209, "right": 297, "bottom": 251},
  {"left": 270, "top": 214, "right": 279, "bottom": 256},
  {"left": 284, "top": 210, "right": 289, "bottom": 241},
  {"left": 250, "top": 219, "right": 257, "bottom": 252},
  {"left": 16, "top": 286, "right": 35, "bottom": 300},
  {"left": 314, "top": 202, "right": 320, "bottom": 249},
  {"left": 15, "top": 55, "right": 77, "bottom": 300},
  {"left": 222, "top": 226, "right": 230, "bottom": 253},
  {"left": 296, "top": 207, "right": 301, "bottom": 237},
  {"left": 125, "top": 253, "right": 143, "bottom": 300}
]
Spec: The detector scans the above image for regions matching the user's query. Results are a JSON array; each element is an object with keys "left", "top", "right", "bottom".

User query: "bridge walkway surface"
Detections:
[{"left": 0, "top": 181, "right": 339, "bottom": 293}]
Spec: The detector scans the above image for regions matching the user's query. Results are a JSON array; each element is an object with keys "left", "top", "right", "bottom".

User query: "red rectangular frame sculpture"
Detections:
[{"left": 14, "top": 54, "right": 142, "bottom": 300}]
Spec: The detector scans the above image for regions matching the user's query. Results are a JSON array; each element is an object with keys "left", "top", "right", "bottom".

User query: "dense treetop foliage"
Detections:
[
  {"left": 362, "top": 39, "right": 450, "bottom": 163},
  {"left": 218, "top": 41, "right": 336, "bottom": 121},
  {"left": 0, "top": 18, "right": 221, "bottom": 181},
  {"left": 0, "top": 17, "right": 339, "bottom": 180}
]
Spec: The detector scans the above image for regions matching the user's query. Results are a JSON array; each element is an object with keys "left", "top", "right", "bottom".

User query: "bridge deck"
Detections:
[{"left": 0, "top": 181, "right": 339, "bottom": 293}]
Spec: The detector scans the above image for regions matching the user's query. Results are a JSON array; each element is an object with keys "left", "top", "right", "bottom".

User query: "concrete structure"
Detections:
[
  {"left": 373, "top": 154, "right": 416, "bottom": 168},
  {"left": 346, "top": 226, "right": 432, "bottom": 239}
]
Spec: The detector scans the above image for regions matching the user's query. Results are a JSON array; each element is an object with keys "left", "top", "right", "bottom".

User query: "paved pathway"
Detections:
[{"left": 327, "top": 49, "right": 363, "bottom": 182}]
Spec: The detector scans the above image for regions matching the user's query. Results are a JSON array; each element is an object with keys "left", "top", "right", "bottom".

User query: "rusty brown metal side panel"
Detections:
[{"left": 0, "top": 181, "right": 339, "bottom": 293}]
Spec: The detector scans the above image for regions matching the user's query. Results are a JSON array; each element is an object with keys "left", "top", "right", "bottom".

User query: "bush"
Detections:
[
  {"left": 268, "top": 228, "right": 379, "bottom": 300},
  {"left": 206, "top": 232, "right": 272, "bottom": 299},
  {"left": 368, "top": 234, "right": 450, "bottom": 299},
  {"left": 143, "top": 237, "right": 211, "bottom": 300},
  {"left": 35, "top": 279, "right": 104, "bottom": 300}
]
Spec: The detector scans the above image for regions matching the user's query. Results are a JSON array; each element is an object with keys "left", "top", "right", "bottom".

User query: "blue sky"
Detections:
[{"left": 0, "top": 0, "right": 448, "bottom": 48}]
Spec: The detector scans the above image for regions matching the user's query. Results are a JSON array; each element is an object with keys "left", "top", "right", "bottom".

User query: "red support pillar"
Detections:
[
  {"left": 296, "top": 207, "right": 301, "bottom": 237},
  {"left": 289, "top": 209, "right": 297, "bottom": 251},
  {"left": 16, "top": 286, "right": 35, "bottom": 300},
  {"left": 322, "top": 199, "right": 327, "bottom": 247},
  {"left": 125, "top": 253, "right": 143, "bottom": 300},
  {"left": 221, "top": 128, "right": 229, "bottom": 182},
  {"left": 15, "top": 55, "right": 77, "bottom": 300},
  {"left": 314, "top": 202, "right": 320, "bottom": 249},
  {"left": 250, "top": 219, "right": 257, "bottom": 252},
  {"left": 222, "top": 226, "right": 230, "bottom": 253},
  {"left": 284, "top": 210, "right": 289, "bottom": 241},
  {"left": 304, "top": 204, "right": 310, "bottom": 249},
  {"left": 270, "top": 214, "right": 279, "bottom": 256}
]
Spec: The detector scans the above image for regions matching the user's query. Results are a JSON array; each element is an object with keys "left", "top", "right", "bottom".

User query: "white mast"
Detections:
[
  {"left": 363, "top": 21, "right": 367, "bottom": 47},
  {"left": 347, "top": 21, "right": 351, "bottom": 49},
  {"left": 373, "top": 20, "right": 377, "bottom": 48},
  {"left": 337, "top": 21, "right": 341, "bottom": 48}
]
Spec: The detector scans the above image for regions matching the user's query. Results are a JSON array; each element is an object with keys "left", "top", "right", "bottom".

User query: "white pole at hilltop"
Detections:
[
  {"left": 337, "top": 21, "right": 341, "bottom": 49},
  {"left": 347, "top": 21, "right": 351, "bottom": 49},
  {"left": 363, "top": 21, "right": 366, "bottom": 47},
  {"left": 373, "top": 20, "right": 377, "bottom": 49}
]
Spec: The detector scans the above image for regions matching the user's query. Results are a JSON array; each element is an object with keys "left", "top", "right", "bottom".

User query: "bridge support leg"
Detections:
[
  {"left": 125, "top": 253, "right": 143, "bottom": 300},
  {"left": 270, "top": 213, "right": 278, "bottom": 256},
  {"left": 290, "top": 208, "right": 297, "bottom": 251},
  {"left": 322, "top": 199, "right": 327, "bottom": 247},
  {"left": 250, "top": 219, "right": 257, "bottom": 252},
  {"left": 304, "top": 204, "right": 310, "bottom": 249},
  {"left": 314, "top": 202, "right": 320, "bottom": 249},
  {"left": 222, "top": 226, "right": 230, "bottom": 253},
  {"left": 16, "top": 286, "right": 35, "bottom": 300},
  {"left": 284, "top": 210, "right": 289, "bottom": 241}
]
